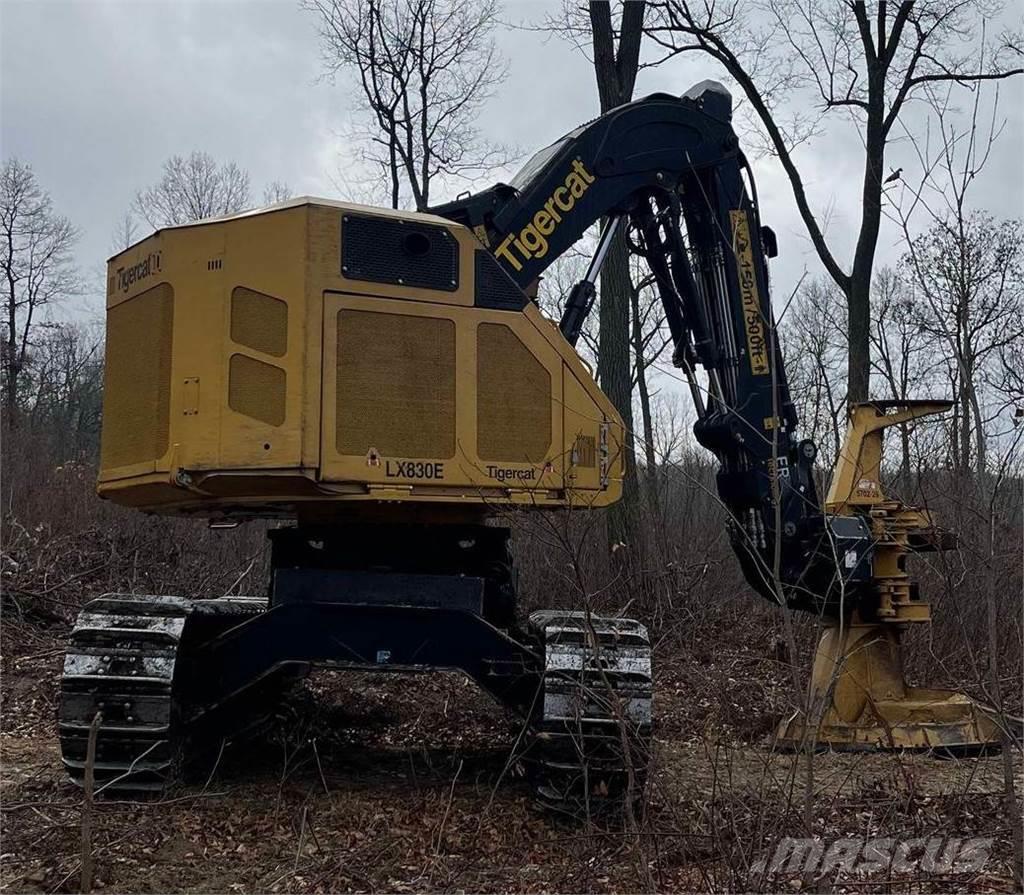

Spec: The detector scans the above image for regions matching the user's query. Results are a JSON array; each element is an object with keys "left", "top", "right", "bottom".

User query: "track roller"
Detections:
[{"left": 524, "top": 611, "right": 653, "bottom": 815}]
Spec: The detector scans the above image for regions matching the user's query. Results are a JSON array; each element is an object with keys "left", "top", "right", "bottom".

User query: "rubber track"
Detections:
[
  {"left": 525, "top": 611, "right": 653, "bottom": 815},
  {"left": 58, "top": 595, "right": 267, "bottom": 794}
]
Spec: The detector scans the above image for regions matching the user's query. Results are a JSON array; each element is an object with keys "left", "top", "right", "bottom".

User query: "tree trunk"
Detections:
[
  {"left": 959, "top": 383, "right": 972, "bottom": 476},
  {"left": 600, "top": 231, "right": 638, "bottom": 545},
  {"left": 846, "top": 59, "right": 887, "bottom": 404},
  {"left": 898, "top": 425, "right": 911, "bottom": 485},
  {"left": 5, "top": 309, "right": 17, "bottom": 424},
  {"left": 630, "top": 282, "right": 660, "bottom": 523},
  {"left": 846, "top": 274, "right": 872, "bottom": 403},
  {"left": 5, "top": 225, "right": 18, "bottom": 423},
  {"left": 948, "top": 393, "right": 962, "bottom": 470},
  {"left": 388, "top": 137, "right": 400, "bottom": 209},
  {"left": 970, "top": 387, "right": 986, "bottom": 479},
  {"left": 589, "top": 0, "right": 644, "bottom": 548}
]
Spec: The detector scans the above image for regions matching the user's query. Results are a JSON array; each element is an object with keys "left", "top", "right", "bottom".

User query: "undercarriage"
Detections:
[{"left": 59, "top": 524, "right": 652, "bottom": 813}]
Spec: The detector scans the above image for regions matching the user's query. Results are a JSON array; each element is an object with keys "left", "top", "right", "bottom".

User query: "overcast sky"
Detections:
[{"left": 2, "top": 0, "right": 1022, "bottom": 323}]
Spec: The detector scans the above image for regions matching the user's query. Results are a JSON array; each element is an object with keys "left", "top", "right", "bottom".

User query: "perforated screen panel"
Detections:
[
  {"left": 231, "top": 287, "right": 288, "bottom": 356},
  {"left": 336, "top": 309, "right": 456, "bottom": 458},
  {"left": 476, "top": 323, "right": 551, "bottom": 462},
  {"left": 341, "top": 214, "right": 459, "bottom": 292},
  {"left": 474, "top": 250, "right": 527, "bottom": 310},
  {"left": 100, "top": 283, "right": 174, "bottom": 469},
  {"left": 228, "top": 354, "right": 286, "bottom": 426}
]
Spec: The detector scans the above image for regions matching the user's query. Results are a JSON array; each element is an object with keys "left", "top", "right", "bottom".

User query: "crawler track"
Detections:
[
  {"left": 526, "top": 611, "right": 653, "bottom": 814},
  {"left": 59, "top": 595, "right": 191, "bottom": 792},
  {"left": 58, "top": 594, "right": 273, "bottom": 794},
  {"left": 59, "top": 596, "right": 653, "bottom": 814}
]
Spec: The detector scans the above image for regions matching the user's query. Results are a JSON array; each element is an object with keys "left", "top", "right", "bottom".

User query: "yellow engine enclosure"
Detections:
[{"left": 99, "top": 198, "right": 624, "bottom": 519}]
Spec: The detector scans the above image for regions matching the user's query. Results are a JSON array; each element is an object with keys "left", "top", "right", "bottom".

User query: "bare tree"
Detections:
[
  {"left": 893, "top": 76, "right": 1024, "bottom": 477},
  {"left": 780, "top": 278, "right": 847, "bottom": 466},
  {"left": 262, "top": 181, "right": 293, "bottom": 205},
  {"left": 885, "top": 74, "right": 1024, "bottom": 884},
  {"left": 133, "top": 151, "right": 251, "bottom": 227},
  {"left": 651, "top": 391, "right": 694, "bottom": 467},
  {"left": 629, "top": 267, "right": 672, "bottom": 519},
  {"left": 305, "top": 0, "right": 510, "bottom": 210},
  {"left": 644, "top": 1, "right": 1023, "bottom": 402},
  {"left": 902, "top": 212, "right": 1023, "bottom": 476},
  {"left": 993, "top": 338, "right": 1024, "bottom": 420},
  {"left": 111, "top": 212, "right": 140, "bottom": 253},
  {"left": 868, "top": 265, "right": 929, "bottom": 479},
  {"left": 1, "top": 158, "right": 80, "bottom": 421},
  {"left": 26, "top": 322, "right": 104, "bottom": 460}
]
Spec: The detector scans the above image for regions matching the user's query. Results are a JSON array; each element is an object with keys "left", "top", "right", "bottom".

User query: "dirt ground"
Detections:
[{"left": 1, "top": 619, "right": 1021, "bottom": 894}]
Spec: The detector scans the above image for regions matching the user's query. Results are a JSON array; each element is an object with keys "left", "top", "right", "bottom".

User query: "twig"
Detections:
[
  {"left": 433, "top": 758, "right": 463, "bottom": 856},
  {"left": 80, "top": 711, "right": 102, "bottom": 894},
  {"left": 293, "top": 804, "right": 309, "bottom": 873},
  {"left": 93, "top": 739, "right": 163, "bottom": 797},
  {"left": 312, "top": 738, "right": 330, "bottom": 796},
  {"left": 12, "top": 646, "right": 67, "bottom": 662},
  {"left": 199, "top": 738, "right": 227, "bottom": 796}
]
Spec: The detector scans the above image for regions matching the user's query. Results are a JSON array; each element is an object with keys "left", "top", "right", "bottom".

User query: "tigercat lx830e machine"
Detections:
[{"left": 60, "top": 81, "right": 999, "bottom": 812}]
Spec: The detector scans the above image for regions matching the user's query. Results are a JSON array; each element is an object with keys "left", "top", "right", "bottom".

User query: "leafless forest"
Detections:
[{"left": 2, "top": 1, "right": 1023, "bottom": 893}]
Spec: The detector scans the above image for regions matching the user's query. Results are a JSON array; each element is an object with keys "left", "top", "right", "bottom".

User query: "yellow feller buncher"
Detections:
[{"left": 59, "top": 81, "right": 999, "bottom": 812}]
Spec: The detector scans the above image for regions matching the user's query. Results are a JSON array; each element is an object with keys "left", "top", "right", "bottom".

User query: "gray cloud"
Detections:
[{"left": 3, "top": 0, "right": 1021, "bottom": 321}]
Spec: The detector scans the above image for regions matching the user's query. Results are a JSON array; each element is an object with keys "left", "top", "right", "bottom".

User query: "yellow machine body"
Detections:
[{"left": 98, "top": 198, "right": 624, "bottom": 519}]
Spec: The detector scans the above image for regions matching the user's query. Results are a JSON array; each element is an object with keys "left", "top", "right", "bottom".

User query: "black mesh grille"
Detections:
[
  {"left": 474, "top": 250, "right": 528, "bottom": 311},
  {"left": 341, "top": 214, "right": 459, "bottom": 292}
]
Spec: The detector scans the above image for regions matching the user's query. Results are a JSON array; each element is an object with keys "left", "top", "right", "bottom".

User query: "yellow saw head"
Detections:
[{"left": 827, "top": 400, "right": 957, "bottom": 625}]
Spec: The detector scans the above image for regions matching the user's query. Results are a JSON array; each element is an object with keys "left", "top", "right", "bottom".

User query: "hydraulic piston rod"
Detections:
[{"left": 559, "top": 216, "right": 622, "bottom": 346}]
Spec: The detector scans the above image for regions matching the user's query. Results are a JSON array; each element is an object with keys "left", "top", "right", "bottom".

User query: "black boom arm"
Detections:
[{"left": 430, "top": 81, "right": 872, "bottom": 616}]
